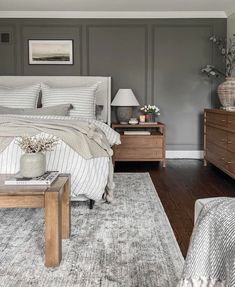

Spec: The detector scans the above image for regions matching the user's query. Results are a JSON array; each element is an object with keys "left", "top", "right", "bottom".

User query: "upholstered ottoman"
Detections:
[{"left": 194, "top": 198, "right": 220, "bottom": 224}]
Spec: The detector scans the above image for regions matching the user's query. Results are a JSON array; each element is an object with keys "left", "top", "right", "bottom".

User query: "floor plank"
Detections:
[{"left": 115, "top": 159, "right": 235, "bottom": 257}]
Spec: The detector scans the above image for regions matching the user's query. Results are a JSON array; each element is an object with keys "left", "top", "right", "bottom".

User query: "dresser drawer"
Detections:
[
  {"left": 227, "top": 133, "right": 235, "bottom": 153},
  {"left": 225, "top": 150, "right": 235, "bottom": 174},
  {"left": 228, "top": 115, "right": 235, "bottom": 130},
  {"left": 206, "top": 112, "right": 227, "bottom": 127},
  {"left": 206, "top": 143, "right": 226, "bottom": 167},
  {"left": 204, "top": 109, "right": 235, "bottom": 179},
  {"left": 120, "top": 135, "right": 163, "bottom": 148},
  {"left": 206, "top": 126, "right": 227, "bottom": 148},
  {"left": 115, "top": 147, "right": 163, "bottom": 160}
]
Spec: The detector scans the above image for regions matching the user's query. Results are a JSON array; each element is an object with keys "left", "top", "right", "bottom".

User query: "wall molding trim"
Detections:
[
  {"left": 0, "top": 11, "right": 227, "bottom": 19},
  {"left": 166, "top": 150, "right": 204, "bottom": 159}
]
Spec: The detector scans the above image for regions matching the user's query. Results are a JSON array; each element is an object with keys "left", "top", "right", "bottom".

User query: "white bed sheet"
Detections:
[{"left": 0, "top": 115, "right": 120, "bottom": 201}]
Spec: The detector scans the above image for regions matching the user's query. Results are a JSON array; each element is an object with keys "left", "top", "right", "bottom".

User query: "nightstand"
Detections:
[{"left": 112, "top": 122, "right": 166, "bottom": 167}]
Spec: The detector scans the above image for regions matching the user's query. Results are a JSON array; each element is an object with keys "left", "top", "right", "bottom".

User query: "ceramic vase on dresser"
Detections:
[{"left": 217, "top": 77, "right": 235, "bottom": 108}]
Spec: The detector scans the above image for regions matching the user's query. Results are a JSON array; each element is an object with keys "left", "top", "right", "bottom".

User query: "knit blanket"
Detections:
[
  {"left": 0, "top": 116, "right": 112, "bottom": 158},
  {"left": 178, "top": 197, "right": 235, "bottom": 287}
]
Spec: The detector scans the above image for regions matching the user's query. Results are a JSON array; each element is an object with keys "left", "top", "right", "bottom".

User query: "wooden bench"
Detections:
[{"left": 0, "top": 174, "right": 71, "bottom": 267}]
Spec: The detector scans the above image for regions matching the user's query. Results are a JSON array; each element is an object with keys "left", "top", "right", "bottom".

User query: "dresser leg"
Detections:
[
  {"left": 162, "top": 160, "right": 166, "bottom": 168},
  {"left": 204, "top": 159, "right": 207, "bottom": 167}
]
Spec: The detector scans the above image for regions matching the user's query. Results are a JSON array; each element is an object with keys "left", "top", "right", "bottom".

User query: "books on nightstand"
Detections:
[
  {"left": 124, "top": 131, "right": 151, "bottom": 135},
  {"left": 139, "top": 122, "right": 158, "bottom": 125},
  {"left": 4, "top": 171, "right": 59, "bottom": 185}
]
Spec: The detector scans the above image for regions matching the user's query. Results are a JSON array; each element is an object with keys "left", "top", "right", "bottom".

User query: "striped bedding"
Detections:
[
  {"left": 0, "top": 115, "right": 120, "bottom": 201},
  {"left": 41, "top": 83, "right": 98, "bottom": 119},
  {"left": 0, "top": 84, "right": 40, "bottom": 109}
]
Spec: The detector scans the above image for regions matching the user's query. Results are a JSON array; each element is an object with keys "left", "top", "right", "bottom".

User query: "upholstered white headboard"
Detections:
[{"left": 0, "top": 76, "right": 111, "bottom": 125}]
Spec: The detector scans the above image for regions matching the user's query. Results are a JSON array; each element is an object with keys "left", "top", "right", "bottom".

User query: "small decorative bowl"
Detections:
[{"left": 129, "top": 118, "right": 139, "bottom": 125}]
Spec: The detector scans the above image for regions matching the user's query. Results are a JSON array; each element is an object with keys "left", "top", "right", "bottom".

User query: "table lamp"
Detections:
[{"left": 111, "top": 89, "right": 140, "bottom": 124}]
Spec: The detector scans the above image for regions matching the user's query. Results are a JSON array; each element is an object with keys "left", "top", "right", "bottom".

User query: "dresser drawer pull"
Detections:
[
  {"left": 221, "top": 157, "right": 225, "bottom": 161},
  {"left": 227, "top": 161, "right": 233, "bottom": 164},
  {"left": 220, "top": 119, "right": 226, "bottom": 122},
  {"left": 228, "top": 141, "right": 233, "bottom": 144},
  {"left": 221, "top": 139, "right": 227, "bottom": 142},
  {"left": 228, "top": 121, "right": 232, "bottom": 124}
]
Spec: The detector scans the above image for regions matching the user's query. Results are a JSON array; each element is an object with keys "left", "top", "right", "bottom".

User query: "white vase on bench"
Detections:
[{"left": 20, "top": 152, "right": 46, "bottom": 178}]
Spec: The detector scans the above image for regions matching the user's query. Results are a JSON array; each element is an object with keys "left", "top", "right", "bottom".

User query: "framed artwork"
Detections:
[{"left": 28, "top": 40, "right": 74, "bottom": 65}]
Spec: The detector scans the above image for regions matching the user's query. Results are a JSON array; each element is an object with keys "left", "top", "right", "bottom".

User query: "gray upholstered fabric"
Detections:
[
  {"left": 0, "top": 173, "right": 183, "bottom": 287},
  {"left": 178, "top": 197, "right": 235, "bottom": 287},
  {"left": 0, "top": 104, "right": 72, "bottom": 116},
  {"left": 41, "top": 83, "right": 98, "bottom": 119},
  {"left": 0, "top": 84, "right": 40, "bottom": 108}
]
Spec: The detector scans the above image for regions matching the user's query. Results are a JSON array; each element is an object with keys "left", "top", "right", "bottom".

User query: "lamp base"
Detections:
[{"left": 116, "top": 107, "right": 133, "bottom": 124}]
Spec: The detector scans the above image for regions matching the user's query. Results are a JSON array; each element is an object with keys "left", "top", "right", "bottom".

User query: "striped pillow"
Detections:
[
  {"left": 41, "top": 83, "right": 98, "bottom": 119},
  {"left": 0, "top": 84, "right": 40, "bottom": 108}
]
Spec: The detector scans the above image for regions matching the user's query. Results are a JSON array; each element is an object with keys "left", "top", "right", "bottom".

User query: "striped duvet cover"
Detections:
[{"left": 0, "top": 115, "right": 120, "bottom": 201}]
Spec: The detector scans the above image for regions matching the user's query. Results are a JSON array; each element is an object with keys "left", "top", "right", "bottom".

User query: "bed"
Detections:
[{"left": 0, "top": 76, "right": 120, "bottom": 202}]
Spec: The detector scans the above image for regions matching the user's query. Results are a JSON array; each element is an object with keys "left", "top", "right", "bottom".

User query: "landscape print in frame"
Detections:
[{"left": 28, "top": 40, "right": 74, "bottom": 65}]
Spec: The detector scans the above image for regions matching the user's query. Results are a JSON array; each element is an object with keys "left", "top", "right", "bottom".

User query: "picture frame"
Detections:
[{"left": 28, "top": 40, "right": 74, "bottom": 65}]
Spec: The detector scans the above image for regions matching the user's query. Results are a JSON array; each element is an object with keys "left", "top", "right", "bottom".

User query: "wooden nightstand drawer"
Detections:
[
  {"left": 120, "top": 135, "right": 163, "bottom": 148},
  {"left": 115, "top": 147, "right": 163, "bottom": 160},
  {"left": 112, "top": 122, "right": 166, "bottom": 167}
]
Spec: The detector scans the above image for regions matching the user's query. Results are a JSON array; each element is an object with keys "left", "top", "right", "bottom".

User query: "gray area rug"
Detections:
[{"left": 0, "top": 173, "right": 184, "bottom": 287}]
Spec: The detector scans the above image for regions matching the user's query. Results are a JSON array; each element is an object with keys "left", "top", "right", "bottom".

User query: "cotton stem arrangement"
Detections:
[{"left": 15, "top": 135, "right": 59, "bottom": 153}]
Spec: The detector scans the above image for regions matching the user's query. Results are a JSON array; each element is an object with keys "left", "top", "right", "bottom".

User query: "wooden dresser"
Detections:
[
  {"left": 204, "top": 109, "right": 235, "bottom": 179},
  {"left": 112, "top": 122, "right": 166, "bottom": 167}
]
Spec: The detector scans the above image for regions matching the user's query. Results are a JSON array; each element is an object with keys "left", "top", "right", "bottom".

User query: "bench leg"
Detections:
[
  {"left": 62, "top": 179, "right": 71, "bottom": 239},
  {"left": 45, "top": 192, "right": 62, "bottom": 267}
]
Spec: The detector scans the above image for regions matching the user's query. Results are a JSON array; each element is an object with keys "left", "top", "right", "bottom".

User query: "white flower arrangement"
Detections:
[
  {"left": 140, "top": 105, "right": 160, "bottom": 115},
  {"left": 15, "top": 135, "right": 59, "bottom": 154}
]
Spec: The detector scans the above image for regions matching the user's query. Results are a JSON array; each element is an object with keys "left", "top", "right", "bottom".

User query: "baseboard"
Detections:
[{"left": 166, "top": 150, "right": 204, "bottom": 159}]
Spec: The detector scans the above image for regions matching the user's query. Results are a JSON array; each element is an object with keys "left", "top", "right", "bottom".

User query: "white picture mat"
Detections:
[{"left": 28, "top": 40, "right": 73, "bottom": 65}]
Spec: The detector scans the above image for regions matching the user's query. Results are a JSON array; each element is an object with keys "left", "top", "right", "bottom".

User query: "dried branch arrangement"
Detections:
[
  {"left": 201, "top": 35, "right": 235, "bottom": 78},
  {"left": 15, "top": 135, "right": 59, "bottom": 153}
]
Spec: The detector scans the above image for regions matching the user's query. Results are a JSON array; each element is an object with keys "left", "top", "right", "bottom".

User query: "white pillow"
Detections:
[
  {"left": 41, "top": 83, "right": 98, "bottom": 120},
  {"left": 0, "top": 84, "right": 40, "bottom": 108}
]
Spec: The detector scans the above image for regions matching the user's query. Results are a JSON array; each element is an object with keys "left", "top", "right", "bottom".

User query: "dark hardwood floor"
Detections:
[{"left": 114, "top": 159, "right": 235, "bottom": 257}]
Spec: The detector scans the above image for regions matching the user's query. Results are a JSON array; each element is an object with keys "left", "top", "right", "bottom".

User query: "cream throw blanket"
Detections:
[{"left": 0, "top": 116, "right": 114, "bottom": 201}]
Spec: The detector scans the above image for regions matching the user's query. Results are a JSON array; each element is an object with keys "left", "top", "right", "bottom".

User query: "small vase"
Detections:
[
  {"left": 217, "top": 77, "right": 235, "bottom": 108},
  {"left": 20, "top": 152, "right": 46, "bottom": 178},
  {"left": 145, "top": 114, "right": 155, "bottom": 122}
]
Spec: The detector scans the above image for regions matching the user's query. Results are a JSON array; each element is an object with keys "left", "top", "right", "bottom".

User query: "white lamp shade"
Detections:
[{"left": 111, "top": 89, "right": 140, "bottom": 106}]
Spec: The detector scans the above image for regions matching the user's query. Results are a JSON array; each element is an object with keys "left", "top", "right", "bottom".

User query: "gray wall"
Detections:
[
  {"left": 228, "top": 12, "right": 235, "bottom": 39},
  {"left": 0, "top": 18, "right": 226, "bottom": 151},
  {"left": 228, "top": 12, "right": 235, "bottom": 79}
]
